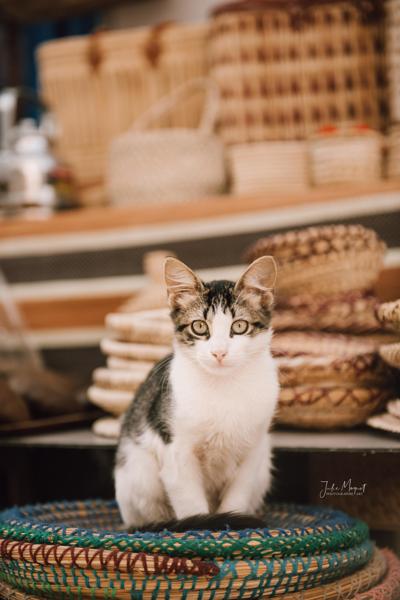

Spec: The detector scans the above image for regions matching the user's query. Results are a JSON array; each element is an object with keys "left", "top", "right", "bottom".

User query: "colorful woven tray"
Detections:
[
  {"left": 354, "top": 549, "right": 400, "bottom": 600},
  {"left": 0, "top": 501, "right": 373, "bottom": 600},
  {"left": 0, "top": 548, "right": 389, "bottom": 600}
]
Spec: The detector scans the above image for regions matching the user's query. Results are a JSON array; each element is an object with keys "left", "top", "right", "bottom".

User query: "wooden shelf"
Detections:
[
  {"left": 1, "top": 427, "right": 400, "bottom": 453},
  {"left": 1, "top": 180, "right": 400, "bottom": 239}
]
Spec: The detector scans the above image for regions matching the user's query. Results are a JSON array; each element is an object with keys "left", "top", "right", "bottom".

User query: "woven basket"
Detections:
[
  {"left": 281, "top": 548, "right": 387, "bottom": 600},
  {"left": 272, "top": 331, "right": 385, "bottom": 358},
  {"left": 92, "top": 416, "right": 122, "bottom": 439},
  {"left": 387, "top": 1, "right": 400, "bottom": 123},
  {"left": 277, "top": 353, "right": 395, "bottom": 388},
  {"left": 245, "top": 225, "right": 386, "bottom": 299},
  {"left": 0, "top": 500, "right": 373, "bottom": 599},
  {"left": 106, "top": 308, "right": 173, "bottom": 345},
  {"left": 0, "top": 549, "right": 389, "bottom": 600},
  {"left": 93, "top": 367, "right": 146, "bottom": 391},
  {"left": 309, "top": 125, "right": 382, "bottom": 186},
  {"left": 107, "top": 78, "right": 226, "bottom": 206},
  {"left": 210, "top": 0, "right": 387, "bottom": 145},
  {"left": 367, "top": 412, "right": 400, "bottom": 436},
  {"left": 87, "top": 385, "right": 133, "bottom": 416},
  {"left": 376, "top": 299, "right": 400, "bottom": 332},
  {"left": 387, "top": 125, "right": 400, "bottom": 178},
  {"left": 354, "top": 549, "right": 400, "bottom": 600},
  {"left": 380, "top": 342, "right": 400, "bottom": 370},
  {"left": 100, "top": 338, "right": 170, "bottom": 362},
  {"left": 277, "top": 385, "right": 393, "bottom": 429},
  {"left": 387, "top": 398, "right": 400, "bottom": 419},
  {"left": 273, "top": 291, "right": 381, "bottom": 334},
  {"left": 228, "top": 141, "right": 309, "bottom": 194},
  {"left": 37, "top": 24, "right": 208, "bottom": 206}
]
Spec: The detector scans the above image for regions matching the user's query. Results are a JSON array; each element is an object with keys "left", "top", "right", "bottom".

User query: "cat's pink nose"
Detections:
[{"left": 212, "top": 350, "right": 227, "bottom": 363}]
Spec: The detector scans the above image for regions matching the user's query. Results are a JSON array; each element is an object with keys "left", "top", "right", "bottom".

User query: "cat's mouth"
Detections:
[{"left": 200, "top": 358, "right": 236, "bottom": 374}]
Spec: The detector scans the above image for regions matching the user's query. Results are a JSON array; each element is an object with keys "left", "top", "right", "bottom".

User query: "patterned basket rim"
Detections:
[
  {"left": 245, "top": 225, "right": 386, "bottom": 265},
  {"left": 0, "top": 547, "right": 386, "bottom": 600},
  {"left": 0, "top": 500, "right": 369, "bottom": 559},
  {"left": 0, "top": 539, "right": 374, "bottom": 590},
  {"left": 211, "top": 0, "right": 376, "bottom": 17}
]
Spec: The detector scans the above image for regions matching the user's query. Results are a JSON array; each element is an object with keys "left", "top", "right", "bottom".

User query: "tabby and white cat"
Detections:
[{"left": 115, "top": 256, "right": 279, "bottom": 528}]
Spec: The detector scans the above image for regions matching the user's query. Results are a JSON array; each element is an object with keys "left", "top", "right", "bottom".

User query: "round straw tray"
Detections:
[
  {"left": 245, "top": 225, "right": 386, "bottom": 298},
  {"left": 377, "top": 299, "right": 400, "bottom": 332},
  {"left": 273, "top": 292, "right": 381, "bottom": 334},
  {"left": 0, "top": 500, "right": 372, "bottom": 599},
  {"left": 278, "top": 386, "right": 392, "bottom": 430}
]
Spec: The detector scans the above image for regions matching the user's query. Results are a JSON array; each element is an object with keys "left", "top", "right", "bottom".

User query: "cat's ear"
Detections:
[
  {"left": 235, "top": 256, "right": 277, "bottom": 309},
  {"left": 164, "top": 258, "right": 203, "bottom": 309}
]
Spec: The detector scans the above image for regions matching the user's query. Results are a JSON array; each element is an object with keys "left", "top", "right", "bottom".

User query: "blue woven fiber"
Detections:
[
  {"left": 0, "top": 540, "right": 374, "bottom": 600},
  {"left": 0, "top": 500, "right": 370, "bottom": 561}
]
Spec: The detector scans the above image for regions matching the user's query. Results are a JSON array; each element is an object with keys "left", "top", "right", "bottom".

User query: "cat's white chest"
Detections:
[{"left": 169, "top": 350, "right": 279, "bottom": 508}]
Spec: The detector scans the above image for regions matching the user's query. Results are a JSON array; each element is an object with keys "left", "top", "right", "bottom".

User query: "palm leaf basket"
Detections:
[
  {"left": 0, "top": 501, "right": 373, "bottom": 599},
  {"left": 245, "top": 225, "right": 386, "bottom": 299},
  {"left": 0, "top": 548, "right": 392, "bottom": 600}
]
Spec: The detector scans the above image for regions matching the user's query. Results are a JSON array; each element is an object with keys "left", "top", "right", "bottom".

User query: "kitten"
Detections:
[{"left": 115, "top": 256, "right": 279, "bottom": 528}]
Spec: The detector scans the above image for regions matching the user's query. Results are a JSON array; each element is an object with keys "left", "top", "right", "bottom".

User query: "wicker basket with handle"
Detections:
[
  {"left": 37, "top": 23, "right": 209, "bottom": 206},
  {"left": 210, "top": 0, "right": 387, "bottom": 145},
  {"left": 107, "top": 78, "right": 226, "bottom": 206}
]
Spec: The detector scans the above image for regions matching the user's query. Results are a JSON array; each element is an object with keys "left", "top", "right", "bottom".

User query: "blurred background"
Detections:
[{"left": 1, "top": 0, "right": 400, "bottom": 553}]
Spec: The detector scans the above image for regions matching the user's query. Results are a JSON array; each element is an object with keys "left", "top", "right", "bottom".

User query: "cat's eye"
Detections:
[
  {"left": 231, "top": 319, "right": 249, "bottom": 335},
  {"left": 191, "top": 320, "right": 209, "bottom": 336}
]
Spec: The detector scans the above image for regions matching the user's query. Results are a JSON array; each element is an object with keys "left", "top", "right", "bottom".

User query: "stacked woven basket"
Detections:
[
  {"left": 37, "top": 0, "right": 397, "bottom": 204},
  {"left": 88, "top": 307, "right": 172, "bottom": 437},
  {"left": 245, "top": 224, "right": 400, "bottom": 429},
  {"left": 1, "top": 499, "right": 400, "bottom": 599},
  {"left": 87, "top": 225, "right": 399, "bottom": 434},
  {"left": 368, "top": 299, "right": 400, "bottom": 435}
]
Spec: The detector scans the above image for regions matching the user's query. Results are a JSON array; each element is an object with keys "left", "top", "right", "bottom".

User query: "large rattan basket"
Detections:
[
  {"left": 387, "top": 0, "right": 400, "bottom": 123},
  {"left": 210, "top": 0, "right": 387, "bottom": 145},
  {"left": 37, "top": 24, "right": 208, "bottom": 206},
  {"left": 0, "top": 500, "right": 374, "bottom": 599}
]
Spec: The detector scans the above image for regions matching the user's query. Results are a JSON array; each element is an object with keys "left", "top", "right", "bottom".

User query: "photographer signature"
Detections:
[{"left": 320, "top": 479, "right": 367, "bottom": 499}]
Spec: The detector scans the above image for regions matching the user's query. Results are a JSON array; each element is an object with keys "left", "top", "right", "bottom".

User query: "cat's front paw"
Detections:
[{"left": 217, "top": 497, "right": 250, "bottom": 515}]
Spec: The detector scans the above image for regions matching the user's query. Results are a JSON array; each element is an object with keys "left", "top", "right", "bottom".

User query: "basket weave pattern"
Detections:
[
  {"left": 0, "top": 501, "right": 374, "bottom": 599},
  {"left": 274, "top": 291, "right": 381, "bottom": 333},
  {"left": 245, "top": 225, "right": 386, "bottom": 298},
  {"left": 309, "top": 129, "right": 382, "bottom": 185},
  {"left": 377, "top": 299, "right": 400, "bottom": 332},
  {"left": 210, "top": 1, "right": 387, "bottom": 144},
  {"left": 37, "top": 25, "right": 208, "bottom": 205},
  {"left": 387, "top": 0, "right": 400, "bottom": 123}
]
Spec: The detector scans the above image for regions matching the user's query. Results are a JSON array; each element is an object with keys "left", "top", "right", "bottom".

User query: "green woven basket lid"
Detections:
[
  {"left": 0, "top": 500, "right": 369, "bottom": 560},
  {"left": 0, "top": 501, "right": 374, "bottom": 600}
]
